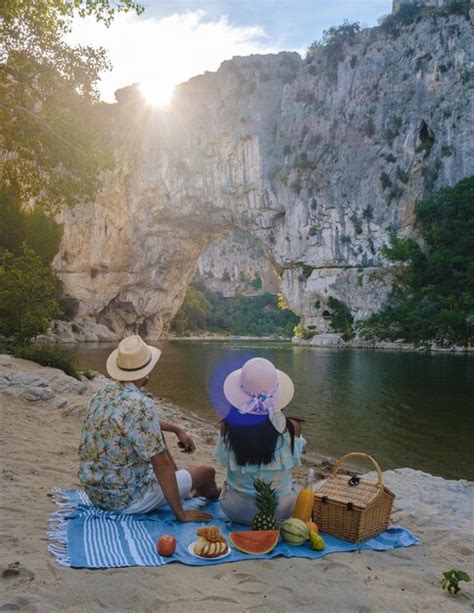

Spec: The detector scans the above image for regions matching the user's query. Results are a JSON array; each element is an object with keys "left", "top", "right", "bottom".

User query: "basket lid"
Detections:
[{"left": 314, "top": 473, "right": 382, "bottom": 510}]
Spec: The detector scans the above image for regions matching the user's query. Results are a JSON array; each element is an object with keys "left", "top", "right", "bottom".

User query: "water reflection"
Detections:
[{"left": 73, "top": 340, "right": 474, "bottom": 480}]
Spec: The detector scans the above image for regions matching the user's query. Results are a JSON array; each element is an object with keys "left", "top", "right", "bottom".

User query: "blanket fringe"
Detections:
[{"left": 47, "top": 488, "right": 75, "bottom": 567}]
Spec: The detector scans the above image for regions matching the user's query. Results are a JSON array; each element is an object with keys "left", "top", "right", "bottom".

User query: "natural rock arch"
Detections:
[{"left": 55, "top": 11, "right": 473, "bottom": 338}]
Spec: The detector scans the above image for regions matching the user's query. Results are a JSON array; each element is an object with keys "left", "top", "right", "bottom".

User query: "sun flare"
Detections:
[{"left": 139, "top": 80, "right": 175, "bottom": 107}]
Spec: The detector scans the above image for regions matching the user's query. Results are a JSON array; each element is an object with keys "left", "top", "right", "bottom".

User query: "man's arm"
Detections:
[
  {"left": 150, "top": 452, "right": 212, "bottom": 523},
  {"left": 159, "top": 420, "right": 195, "bottom": 453}
]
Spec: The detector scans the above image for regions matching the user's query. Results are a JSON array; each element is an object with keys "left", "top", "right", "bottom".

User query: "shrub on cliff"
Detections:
[
  {"left": 359, "top": 177, "right": 474, "bottom": 345},
  {"left": 306, "top": 21, "right": 361, "bottom": 82}
]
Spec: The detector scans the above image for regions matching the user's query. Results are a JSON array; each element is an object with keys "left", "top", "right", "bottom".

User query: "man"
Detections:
[{"left": 78, "top": 335, "right": 219, "bottom": 521}]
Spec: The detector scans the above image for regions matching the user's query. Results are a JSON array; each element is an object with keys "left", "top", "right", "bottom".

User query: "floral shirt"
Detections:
[{"left": 78, "top": 382, "right": 165, "bottom": 511}]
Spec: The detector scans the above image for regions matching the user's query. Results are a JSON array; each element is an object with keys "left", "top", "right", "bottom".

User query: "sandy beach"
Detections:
[{"left": 0, "top": 354, "right": 472, "bottom": 612}]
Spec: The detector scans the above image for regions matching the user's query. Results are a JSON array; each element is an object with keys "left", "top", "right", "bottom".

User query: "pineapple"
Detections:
[{"left": 251, "top": 478, "right": 279, "bottom": 531}]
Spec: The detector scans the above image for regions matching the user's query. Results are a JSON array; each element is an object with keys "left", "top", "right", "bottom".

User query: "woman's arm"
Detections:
[{"left": 289, "top": 418, "right": 302, "bottom": 437}]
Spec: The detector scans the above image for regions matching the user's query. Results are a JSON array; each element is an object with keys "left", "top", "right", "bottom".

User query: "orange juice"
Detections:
[{"left": 292, "top": 468, "right": 315, "bottom": 522}]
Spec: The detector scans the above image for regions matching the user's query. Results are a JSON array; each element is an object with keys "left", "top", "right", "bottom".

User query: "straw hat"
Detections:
[
  {"left": 223, "top": 357, "right": 294, "bottom": 433},
  {"left": 106, "top": 335, "right": 161, "bottom": 381}
]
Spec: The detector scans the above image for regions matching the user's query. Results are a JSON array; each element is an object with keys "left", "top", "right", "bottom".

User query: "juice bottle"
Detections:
[{"left": 293, "top": 468, "right": 315, "bottom": 522}]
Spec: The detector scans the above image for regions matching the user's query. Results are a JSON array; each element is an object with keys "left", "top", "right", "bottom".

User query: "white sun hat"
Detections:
[
  {"left": 106, "top": 335, "right": 161, "bottom": 381},
  {"left": 223, "top": 357, "right": 294, "bottom": 433}
]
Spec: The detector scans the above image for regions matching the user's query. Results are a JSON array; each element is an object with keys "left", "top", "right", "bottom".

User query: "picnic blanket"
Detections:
[{"left": 48, "top": 489, "right": 420, "bottom": 569}]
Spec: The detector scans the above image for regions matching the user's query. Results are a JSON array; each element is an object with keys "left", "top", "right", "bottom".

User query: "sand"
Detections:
[{"left": 0, "top": 354, "right": 472, "bottom": 612}]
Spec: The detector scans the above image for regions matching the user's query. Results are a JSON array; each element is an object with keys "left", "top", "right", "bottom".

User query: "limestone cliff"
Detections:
[{"left": 54, "top": 3, "right": 474, "bottom": 339}]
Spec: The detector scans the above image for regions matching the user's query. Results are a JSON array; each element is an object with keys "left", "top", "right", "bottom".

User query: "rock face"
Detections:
[
  {"left": 54, "top": 5, "right": 474, "bottom": 339},
  {"left": 195, "top": 231, "right": 280, "bottom": 297}
]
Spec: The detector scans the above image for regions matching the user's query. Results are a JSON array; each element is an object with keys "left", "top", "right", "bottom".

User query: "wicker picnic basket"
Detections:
[{"left": 312, "top": 452, "right": 395, "bottom": 543}]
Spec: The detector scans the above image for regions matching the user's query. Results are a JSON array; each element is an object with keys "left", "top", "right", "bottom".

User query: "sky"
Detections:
[{"left": 69, "top": 0, "right": 393, "bottom": 105}]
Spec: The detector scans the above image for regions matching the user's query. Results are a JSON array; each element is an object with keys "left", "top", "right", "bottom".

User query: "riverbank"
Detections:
[
  {"left": 38, "top": 318, "right": 473, "bottom": 355},
  {"left": 293, "top": 333, "right": 474, "bottom": 354},
  {"left": 0, "top": 354, "right": 472, "bottom": 612}
]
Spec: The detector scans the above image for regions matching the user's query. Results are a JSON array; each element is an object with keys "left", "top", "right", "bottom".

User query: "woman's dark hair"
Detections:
[{"left": 222, "top": 406, "right": 295, "bottom": 466}]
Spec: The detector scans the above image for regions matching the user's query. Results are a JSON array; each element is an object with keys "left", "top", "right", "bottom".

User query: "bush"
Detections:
[
  {"left": 360, "top": 177, "right": 474, "bottom": 345},
  {"left": 302, "top": 265, "right": 316, "bottom": 279},
  {"left": 14, "top": 344, "right": 79, "bottom": 379},
  {"left": 328, "top": 296, "right": 354, "bottom": 340},
  {"left": 293, "top": 323, "right": 316, "bottom": 340},
  {"left": 381, "top": 4, "right": 423, "bottom": 35},
  {"left": 380, "top": 172, "right": 392, "bottom": 189},
  {"left": 251, "top": 274, "right": 263, "bottom": 289},
  {"left": 0, "top": 246, "right": 62, "bottom": 343}
]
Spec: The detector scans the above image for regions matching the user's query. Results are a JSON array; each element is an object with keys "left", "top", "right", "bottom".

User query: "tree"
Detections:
[
  {"left": 0, "top": 0, "right": 143, "bottom": 210},
  {"left": 0, "top": 245, "right": 62, "bottom": 343},
  {"left": 0, "top": 183, "right": 63, "bottom": 263},
  {"left": 360, "top": 177, "right": 474, "bottom": 345},
  {"left": 171, "top": 285, "right": 212, "bottom": 334}
]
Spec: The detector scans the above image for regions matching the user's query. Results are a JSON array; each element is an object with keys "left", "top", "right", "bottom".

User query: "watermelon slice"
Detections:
[{"left": 229, "top": 530, "right": 280, "bottom": 554}]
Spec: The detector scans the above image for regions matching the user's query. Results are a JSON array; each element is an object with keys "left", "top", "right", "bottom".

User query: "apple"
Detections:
[{"left": 156, "top": 535, "right": 176, "bottom": 557}]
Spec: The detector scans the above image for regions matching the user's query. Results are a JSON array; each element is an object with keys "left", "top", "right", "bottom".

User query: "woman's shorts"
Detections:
[
  {"left": 122, "top": 469, "right": 192, "bottom": 514},
  {"left": 219, "top": 481, "right": 297, "bottom": 525}
]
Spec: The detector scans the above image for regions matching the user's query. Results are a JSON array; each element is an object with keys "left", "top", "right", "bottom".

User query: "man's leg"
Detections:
[{"left": 187, "top": 466, "right": 221, "bottom": 500}]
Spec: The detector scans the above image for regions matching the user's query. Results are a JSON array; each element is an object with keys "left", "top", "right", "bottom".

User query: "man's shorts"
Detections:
[{"left": 122, "top": 469, "right": 192, "bottom": 514}]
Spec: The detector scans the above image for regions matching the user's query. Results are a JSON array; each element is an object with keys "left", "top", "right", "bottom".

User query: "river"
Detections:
[{"left": 73, "top": 340, "right": 474, "bottom": 481}]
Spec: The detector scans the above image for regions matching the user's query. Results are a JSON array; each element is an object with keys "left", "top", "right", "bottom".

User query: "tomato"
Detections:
[
  {"left": 157, "top": 535, "right": 176, "bottom": 557},
  {"left": 306, "top": 521, "right": 318, "bottom": 533}
]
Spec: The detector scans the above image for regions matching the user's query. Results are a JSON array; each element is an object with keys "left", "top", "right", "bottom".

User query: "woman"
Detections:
[{"left": 215, "top": 357, "right": 306, "bottom": 525}]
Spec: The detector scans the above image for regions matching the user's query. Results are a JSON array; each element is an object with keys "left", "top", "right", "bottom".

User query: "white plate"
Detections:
[{"left": 188, "top": 541, "right": 231, "bottom": 560}]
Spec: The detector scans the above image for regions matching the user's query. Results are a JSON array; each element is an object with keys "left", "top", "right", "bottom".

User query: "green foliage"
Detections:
[
  {"left": 381, "top": 2, "right": 472, "bottom": 37},
  {"left": 380, "top": 4, "right": 423, "bottom": 35},
  {"left": 302, "top": 265, "right": 316, "bottom": 279},
  {"left": 306, "top": 21, "right": 361, "bottom": 82},
  {"left": 294, "top": 152, "right": 313, "bottom": 170},
  {"left": 293, "top": 323, "right": 315, "bottom": 340},
  {"left": 340, "top": 235, "right": 351, "bottom": 244},
  {"left": 283, "top": 144, "right": 292, "bottom": 156},
  {"left": 440, "top": 569, "right": 471, "bottom": 595},
  {"left": 384, "top": 153, "right": 397, "bottom": 163},
  {"left": 171, "top": 286, "right": 298, "bottom": 338},
  {"left": 328, "top": 296, "right": 354, "bottom": 340},
  {"left": 360, "top": 177, "right": 474, "bottom": 345},
  {"left": 415, "top": 141, "right": 434, "bottom": 156},
  {"left": 308, "top": 225, "right": 320, "bottom": 236},
  {"left": 351, "top": 214, "right": 363, "bottom": 235},
  {"left": 362, "top": 206, "right": 373, "bottom": 221},
  {"left": 277, "top": 293, "right": 288, "bottom": 310},
  {"left": 396, "top": 167, "right": 410, "bottom": 184},
  {"left": 171, "top": 285, "right": 212, "bottom": 334},
  {"left": 0, "top": 183, "right": 62, "bottom": 263},
  {"left": 0, "top": 0, "right": 142, "bottom": 209},
  {"left": 13, "top": 343, "right": 79, "bottom": 379},
  {"left": 0, "top": 246, "right": 61, "bottom": 343},
  {"left": 380, "top": 172, "right": 392, "bottom": 189},
  {"left": 251, "top": 274, "right": 263, "bottom": 289}
]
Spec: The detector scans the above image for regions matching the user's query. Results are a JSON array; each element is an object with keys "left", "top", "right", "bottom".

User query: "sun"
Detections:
[{"left": 139, "top": 80, "right": 175, "bottom": 107}]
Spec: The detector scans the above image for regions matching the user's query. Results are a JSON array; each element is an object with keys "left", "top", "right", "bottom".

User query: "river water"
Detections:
[{"left": 73, "top": 340, "right": 474, "bottom": 481}]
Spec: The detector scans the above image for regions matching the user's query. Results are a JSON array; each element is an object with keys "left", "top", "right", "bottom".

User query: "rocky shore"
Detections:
[{"left": 0, "top": 355, "right": 472, "bottom": 612}]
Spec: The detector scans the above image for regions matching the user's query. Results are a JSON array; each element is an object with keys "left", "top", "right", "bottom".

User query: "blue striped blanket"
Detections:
[{"left": 48, "top": 489, "right": 420, "bottom": 569}]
